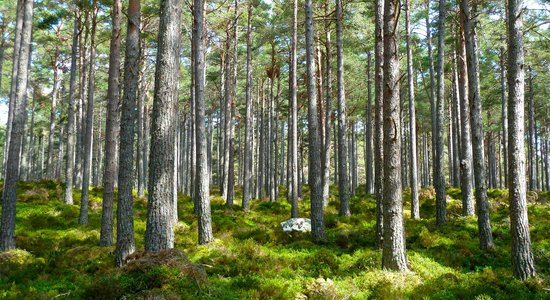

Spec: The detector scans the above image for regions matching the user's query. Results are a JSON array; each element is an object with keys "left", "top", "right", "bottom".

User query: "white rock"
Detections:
[{"left": 280, "top": 218, "right": 311, "bottom": 233}]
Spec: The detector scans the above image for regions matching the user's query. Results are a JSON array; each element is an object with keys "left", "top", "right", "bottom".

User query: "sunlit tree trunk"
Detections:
[{"left": 374, "top": 0, "right": 384, "bottom": 248}]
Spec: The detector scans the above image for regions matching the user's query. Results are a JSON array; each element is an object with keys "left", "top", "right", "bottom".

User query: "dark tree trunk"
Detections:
[
  {"left": 0, "top": 0, "right": 33, "bottom": 251},
  {"left": 336, "top": 0, "right": 350, "bottom": 216},
  {"left": 434, "top": 0, "right": 447, "bottom": 226},
  {"left": 507, "top": 0, "right": 536, "bottom": 279},
  {"left": 460, "top": 0, "right": 494, "bottom": 250},
  {"left": 100, "top": 0, "right": 122, "bottom": 247},
  {"left": 381, "top": 0, "right": 408, "bottom": 271},
  {"left": 194, "top": 0, "right": 213, "bottom": 245},
  {"left": 374, "top": 0, "right": 384, "bottom": 248},
  {"left": 305, "top": 0, "right": 325, "bottom": 242},
  {"left": 145, "top": 0, "right": 182, "bottom": 251}
]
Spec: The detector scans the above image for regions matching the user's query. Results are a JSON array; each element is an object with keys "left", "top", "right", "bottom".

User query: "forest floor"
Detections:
[{"left": 0, "top": 181, "right": 549, "bottom": 299}]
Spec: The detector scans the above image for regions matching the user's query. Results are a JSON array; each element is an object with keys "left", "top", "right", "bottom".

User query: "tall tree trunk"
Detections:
[
  {"left": 527, "top": 66, "right": 535, "bottom": 191},
  {"left": 100, "top": 0, "right": 122, "bottom": 247},
  {"left": 365, "top": 52, "right": 373, "bottom": 194},
  {"left": 382, "top": 0, "right": 408, "bottom": 271},
  {"left": 405, "top": 0, "right": 419, "bottom": 219},
  {"left": 79, "top": 1, "right": 98, "bottom": 225},
  {"left": 374, "top": 0, "right": 384, "bottom": 248},
  {"left": 322, "top": 3, "right": 332, "bottom": 205},
  {"left": 336, "top": 0, "right": 350, "bottom": 216},
  {"left": 434, "top": 0, "right": 447, "bottom": 226},
  {"left": 47, "top": 46, "right": 61, "bottom": 179},
  {"left": 194, "top": 0, "right": 213, "bottom": 244},
  {"left": 242, "top": 2, "right": 254, "bottom": 211},
  {"left": 500, "top": 48, "right": 508, "bottom": 187},
  {"left": 0, "top": 0, "right": 33, "bottom": 251},
  {"left": 115, "top": 0, "right": 139, "bottom": 266},
  {"left": 460, "top": 0, "right": 494, "bottom": 250},
  {"left": 507, "top": 0, "right": 535, "bottom": 279},
  {"left": 288, "top": 0, "right": 299, "bottom": 217},
  {"left": 426, "top": 0, "right": 436, "bottom": 187},
  {"left": 457, "top": 20, "right": 475, "bottom": 216},
  {"left": 64, "top": 10, "right": 79, "bottom": 205},
  {"left": 145, "top": 0, "right": 181, "bottom": 251},
  {"left": 305, "top": 0, "right": 325, "bottom": 242},
  {"left": 3, "top": 0, "right": 24, "bottom": 176}
]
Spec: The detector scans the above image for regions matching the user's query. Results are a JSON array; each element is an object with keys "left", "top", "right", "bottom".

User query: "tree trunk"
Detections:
[
  {"left": 335, "top": 0, "right": 350, "bottom": 216},
  {"left": 405, "top": 0, "right": 419, "bottom": 219},
  {"left": 365, "top": 52, "right": 373, "bottom": 194},
  {"left": 0, "top": 0, "right": 33, "bottom": 251},
  {"left": 460, "top": 0, "right": 494, "bottom": 250},
  {"left": 507, "top": 0, "right": 536, "bottom": 279},
  {"left": 115, "top": 0, "right": 139, "bottom": 265},
  {"left": 47, "top": 45, "right": 61, "bottom": 179},
  {"left": 242, "top": 2, "right": 254, "bottom": 211},
  {"left": 457, "top": 20, "right": 475, "bottom": 216},
  {"left": 100, "top": 0, "right": 122, "bottom": 247},
  {"left": 527, "top": 66, "right": 535, "bottom": 191},
  {"left": 64, "top": 10, "right": 79, "bottom": 205},
  {"left": 382, "top": 0, "right": 408, "bottom": 271},
  {"left": 79, "top": 1, "right": 98, "bottom": 225},
  {"left": 3, "top": 0, "right": 24, "bottom": 176},
  {"left": 145, "top": 0, "right": 181, "bottom": 251},
  {"left": 374, "top": 0, "right": 384, "bottom": 248},
  {"left": 305, "top": 0, "right": 325, "bottom": 242},
  {"left": 194, "top": 0, "right": 213, "bottom": 244},
  {"left": 434, "top": 0, "right": 447, "bottom": 226},
  {"left": 288, "top": 0, "right": 299, "bottom": 217}
]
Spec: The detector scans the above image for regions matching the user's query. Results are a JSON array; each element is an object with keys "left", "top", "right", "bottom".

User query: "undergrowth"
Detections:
[{"left": 0, "top": 180, "right": 549, "bottom": 299}]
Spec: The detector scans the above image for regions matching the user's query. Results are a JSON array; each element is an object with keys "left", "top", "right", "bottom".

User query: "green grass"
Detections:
[{"left": 0, "top": 180, "right": 549, "bottom": 299}]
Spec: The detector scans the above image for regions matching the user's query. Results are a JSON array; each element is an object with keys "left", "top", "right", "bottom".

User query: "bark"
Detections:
[
  {"left": 0, "top": 0, "right": 33, "bottom": 251},
  {"left": 426, "top": 0, "right": 436, "bottom": 187},
  {"left": 527, "top": 67, "right": 536, "bottom": 191},
  {"left": 115, "top": 0, "right": 139, "bottom": 266},
  {"left": 79, "top": 2, "right": 98, "bottom": 225},
  {"left": 305, "top": 0, "right": 325, "bottom": 242},
  {"left": 145, "top": 0, "right": 181, "bottom": 251},
  {"left": 47, "top": 43, "right": 62, "bottom": 179},
  {"left": 457, "top": 20, "right": 475, "bottom": 216},
  {"left": 288, "top": 0, "right": 299, "bottom": 217},
  {"left": 374, "top": 0, "right": 384, "bottom": 248},
  {"left": 100, "top": 0, "right": 122, "bottom": 247},
  {"left": 405, "top": 0, "right": 419, "bottom": 219},
  {"left": 460, "top": 0, "right": 494, "bottom": 250},
  {"left": 434, "top": 0, "right": 447, "bottom": 226},
  {"left": 500, "top": 49, "right": 508, "bottom": 187},
  {"left": 194, "top": 0, "right": 213, "bottom": 244},
  {"left": 3, "top": 0, "right": 24, "bottom": 175},
  {"left": 507, "top": 0, "right": 536, "bottom": 279},
  {"left": 242, "top": 3, "right": 253, "bottom": 211},
  {"left": 382, "top": 0, "right": 408, "bottom": 271},
  {"left": 336, "top": 0, "right": 350, "bottom": 216},
  {"left": 365, "top": 52, "right": 373, "bottom": 194}
]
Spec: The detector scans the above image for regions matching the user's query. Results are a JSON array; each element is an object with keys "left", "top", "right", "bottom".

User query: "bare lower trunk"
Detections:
[
  {"left": 0, "top": 0, "right": 33, "bottom": 251},
  {"left": 100, "top": 0, "right": 122, "bottom": 247},
  {"left": 374, "top": 0, "right": 384, "bottom": 249},
  {"left": 305, "top": 0, "right": 325, "bottom": 242},
  {"left": 115, "top": 0, "right": 139, "bottom": 265},
  {"left": 382, "top": 0, "right": 408, "bottom": 271},
  {"left": 145, "top": 0, "right": 182, "bottom": 251},
  {"left": 79, "top": 2, "right": 98, "bottom": 225},
  {"left": 507, "top": 0, "right": 535, "bottom": 279},
  {"left": 405, "top": 0, "right": 419, "bottom": 219},
  {"left": 460, "top": 0, "right": 494, "bottom": 249}
]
